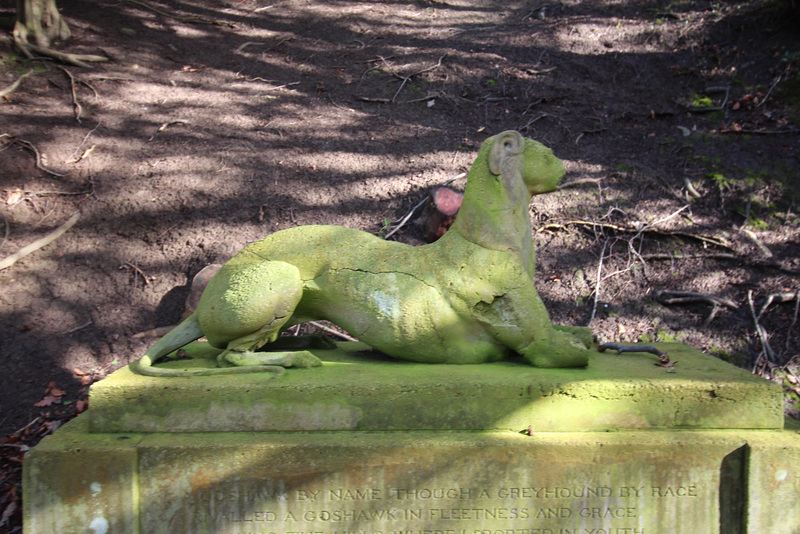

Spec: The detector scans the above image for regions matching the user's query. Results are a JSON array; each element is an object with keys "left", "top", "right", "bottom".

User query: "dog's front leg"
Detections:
[{"left": 474, "top": 282, "right": 589, "bottom": 368}]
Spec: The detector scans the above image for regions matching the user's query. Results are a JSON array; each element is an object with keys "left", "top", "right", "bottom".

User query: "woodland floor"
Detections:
[{"left": 1, "top": 0, "right": 800, "bottom": 530}]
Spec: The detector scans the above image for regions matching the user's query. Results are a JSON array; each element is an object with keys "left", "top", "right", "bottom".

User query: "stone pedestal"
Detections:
[{"left": 23, "top": 342, "right": 800, "bottom": 533}]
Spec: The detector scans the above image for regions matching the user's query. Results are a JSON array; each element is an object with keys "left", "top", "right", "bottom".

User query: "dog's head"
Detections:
[{"left": 486, "top": 130, "right": 565, "bottom": 196}]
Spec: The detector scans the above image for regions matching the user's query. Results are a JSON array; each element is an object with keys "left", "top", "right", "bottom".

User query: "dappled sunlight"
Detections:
[{"left": 1, "top": 8, "right": 799, "bottom": 525}]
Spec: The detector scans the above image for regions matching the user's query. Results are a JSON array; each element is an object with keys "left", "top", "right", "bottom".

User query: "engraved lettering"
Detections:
[
  {"left": 534, "top": 507, "right": 572, "bottom": 518},
  {"left": 617, "top": 486, "right": 643, "bottom": 498},
  {"left": 329, "top": 488, "right": 383, "bottom": 500},
  {"left": 428, "top": 507, "right": 529, "bottom": 520},
  {"left": 578, "top": 507, "right": 637, "bottom": 519},
  {"left": 296, "top": 490, "right": 320, "bottom": 501},
  {"left": 390, "top": 488, "right": 482, "bottom": 500},
  {"left": 651, "top": 485, "right": 697, "bottom": 497},
  {"left": 529, "top": 486, "right": 613, "bottom": 498},
  {"left": 302, "top": 508, "right": 424, "bottom": 522}
]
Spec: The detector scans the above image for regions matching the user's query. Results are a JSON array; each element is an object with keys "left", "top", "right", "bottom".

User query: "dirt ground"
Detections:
[{"left": 1, "top": 0, "right": 799, "bottom": 527}]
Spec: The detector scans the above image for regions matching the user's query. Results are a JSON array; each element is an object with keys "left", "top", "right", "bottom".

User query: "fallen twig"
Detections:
[
  {"left": 65, "top": 121, "right": 101, "bottom": 163},
  {"left": 56, "top": 66, "right": 82, "bottom": 123},
  {"left": 538, "top": 218, "right": 731, "bottom": 249},
  {"left": 0, "top": 69, "right": 33, "bottom": 99},
  {"left": 384, "top": 197, "right": 427, "bottom": 240},
  {"left": 58, "top": 320, "right": 93, "bottom": 336},
  {"left": 683, "top": 176, "right": 702, "bottom": 199},
  {"left": 236, "top": 42, "right": 265, "bottom": 52},
  {"left": 740, "top": 228, "right": 773, "bottom": 258},
  {"left": 1, "top": 188, "right": 92, "bottom": 197},
  {"left": 359, "top": 55, "right": 445, "bottom": 103},
  {"left": 588, "top": 239, "right": 609, "bottom": 326},
  {"left": 598, "top": 342, "right": 674, "bottom": 366},
  {"left": 123, "top": 0, "right": 234, "bottom": 26},
  {"left": 120, "top": 262, "right": 149, "bottom": 286},
  {"left": 748, "top": 290, "right": 776, "bottom": 372},
  {"left": 147, "top": 119, "right": 189, "bottom": 141},
  {"left": 0, "top": 212, "right": 80, "bottom": 271},
  {"left": 382, "top": 173, "right": 467, "bottom": 240},
  {"left": 9, "top": 138, "right": 69, "bottom": 177},
  {"left": 721, "top": 128, "right": 800, "bottom": 135},
  {"left": 787, "top": 291, "right": 800, "bottom": 352},
  {"left": 308, "top": 321, "right": 358, "bottom": 342},
  {"left": 641, "top": 251, "right": 800, "bottom": 276}
]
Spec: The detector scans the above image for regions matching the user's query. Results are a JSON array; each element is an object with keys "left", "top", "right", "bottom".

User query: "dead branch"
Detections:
[
  {"left": 641, "top": 252, "right": 800, "bottom": 276},
  {"left": 58, "top": 320, "right": 93, "bottom": 336},
  {"left": 359, "top": 55, "right": 446, "bottom": 103},
  {"left": 558, "top": 177, "right": 604, "bottom": 189},
  {"left": 55, "top": 66, "right": 82, "bottom": 123},
  {"left": 123, "top": 0, "right": 235, "bottom": 26},
  {"left": 538, "top": 218, "right": 731, "bottom": 249},
  {"left": 1, "top": 188, "right": 92, "bottom": 197},
  {"left": 788, "top": 292, "right": 800, "bottom": 352},
  {"left": 120, "top": 262, "right": 149, "bottom": 286},
  {"left": 756, "top": 291, "right": 797, "bottom": 321},
  {"left": 598, "top": 342, "right": 673, "bottom": 366},
  {"left": 740, "top": 228, "right": 773, "bottom": 258},
  {"left": 0, "top": 69, "right": 33, "bottom": 99},
  {"left": 236, "top": 42, "right": 264, "bottom": 52},
  {"left": 721, "top": 128, "right": 800, "bottom": 135},
  {"left": 65, "top": 121, "right": 101, "bottom": 163},
  {"left": 308, "top": 321, "right": 358, "bottom": 342},
  {"left": 382, "top": 173, "right": 467, "bottom": 240},
  {"left": 0, "top": 212, "right": 80, "bottom": 271},
  {"left": 147, "top": 119, "right": 189, "bottom": 142},
  {"left": 588, "top": 239, "right": 609, "bottom": 326},
  {"left": 748, "top": 290, "right": 777, "bottom": 371},
  {"left": 7, "top": 137, "right": 69, "bottom": 177}
]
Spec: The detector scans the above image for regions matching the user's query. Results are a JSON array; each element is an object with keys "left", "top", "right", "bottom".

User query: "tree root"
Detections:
[
  {"left": 0, "top": 212, "right": 80, "bottom": 271},
  {"left": 652, "top": 289, "right": 738, "bottom": 327},
  {"left": 0, "top": 69, "right": 33, "bottom": 99},
  {"left": 13, "top": 22, "right": 107, "bottom": 68}
]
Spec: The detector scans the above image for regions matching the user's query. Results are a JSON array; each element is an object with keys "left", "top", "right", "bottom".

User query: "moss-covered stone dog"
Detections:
[{"left": 132, "top": 130, "right": 590, "bottom": 377}]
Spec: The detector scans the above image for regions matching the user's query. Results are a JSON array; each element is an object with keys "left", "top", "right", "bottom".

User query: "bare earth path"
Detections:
[{"left": 0, "top": 0, "right": 799, "bottom": 528}]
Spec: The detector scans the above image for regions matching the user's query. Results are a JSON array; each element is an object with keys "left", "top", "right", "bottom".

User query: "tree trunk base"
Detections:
[{"left": 13, "top": 0, "right": 107, "bottom": 67}]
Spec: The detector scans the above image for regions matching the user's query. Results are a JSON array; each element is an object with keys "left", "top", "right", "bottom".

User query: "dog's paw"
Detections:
[
  {"left": 552, "top": 325, "right": 594, "bottom": 348},
  {"left": 284, "top": 350, "right": 323, "bottom": 368},
  {"left": 521, "top": 329, "right": 590, "bottom": 368}
]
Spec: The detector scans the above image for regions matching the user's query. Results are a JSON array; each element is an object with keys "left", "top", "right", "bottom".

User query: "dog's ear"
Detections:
[{"left": 488, "top": 130, "right": 524, "bottom": 175}]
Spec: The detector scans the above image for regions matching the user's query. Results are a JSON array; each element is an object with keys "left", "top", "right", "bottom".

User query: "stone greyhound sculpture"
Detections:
[{"left": 132, "top": 130, "right": 591, "bottom": 377}]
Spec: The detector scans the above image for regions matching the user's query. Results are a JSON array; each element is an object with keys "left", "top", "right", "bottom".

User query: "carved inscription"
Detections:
[{"left": 185, "top": 483, "right": 702, "bottom": 534}]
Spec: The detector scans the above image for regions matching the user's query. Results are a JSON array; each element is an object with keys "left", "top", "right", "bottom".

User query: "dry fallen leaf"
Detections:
[
  {"left": 0, "top": 501, "right": 18, "bottom": 527},
  {"left": 33, "top": 395, "right": 59, "bottom": 407},
  {"left": 6, "top": 189, "right": 22, "bottom": 205}
]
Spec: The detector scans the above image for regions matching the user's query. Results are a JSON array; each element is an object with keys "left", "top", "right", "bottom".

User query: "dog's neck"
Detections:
[{"left": 449, "top": 164, "right": 535, "bottom": 276}]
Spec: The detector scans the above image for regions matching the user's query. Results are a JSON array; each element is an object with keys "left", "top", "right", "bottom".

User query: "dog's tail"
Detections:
[
  {"left": 130, "top": 313, "right": 287, "bottom": 378},
  {"left": 130, "top": 313, "right": 205, "bottom": 377}
]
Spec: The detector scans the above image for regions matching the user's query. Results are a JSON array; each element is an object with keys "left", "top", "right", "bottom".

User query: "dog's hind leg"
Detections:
[{"left": 196, "top": 259, "right": 323, "bottom": 373}]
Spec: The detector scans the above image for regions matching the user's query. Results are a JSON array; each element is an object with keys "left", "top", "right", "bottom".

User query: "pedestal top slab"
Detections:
[{"left": 88, "top": 342, "right": 782, "bottom": 433}]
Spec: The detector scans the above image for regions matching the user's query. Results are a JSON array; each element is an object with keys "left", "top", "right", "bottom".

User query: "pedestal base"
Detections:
[
  {"left": 22, "top": 343, "right": 800, "bottom": 533},
  {"left": 23, "top": 417, "right": 800, "bottom": 534}
]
